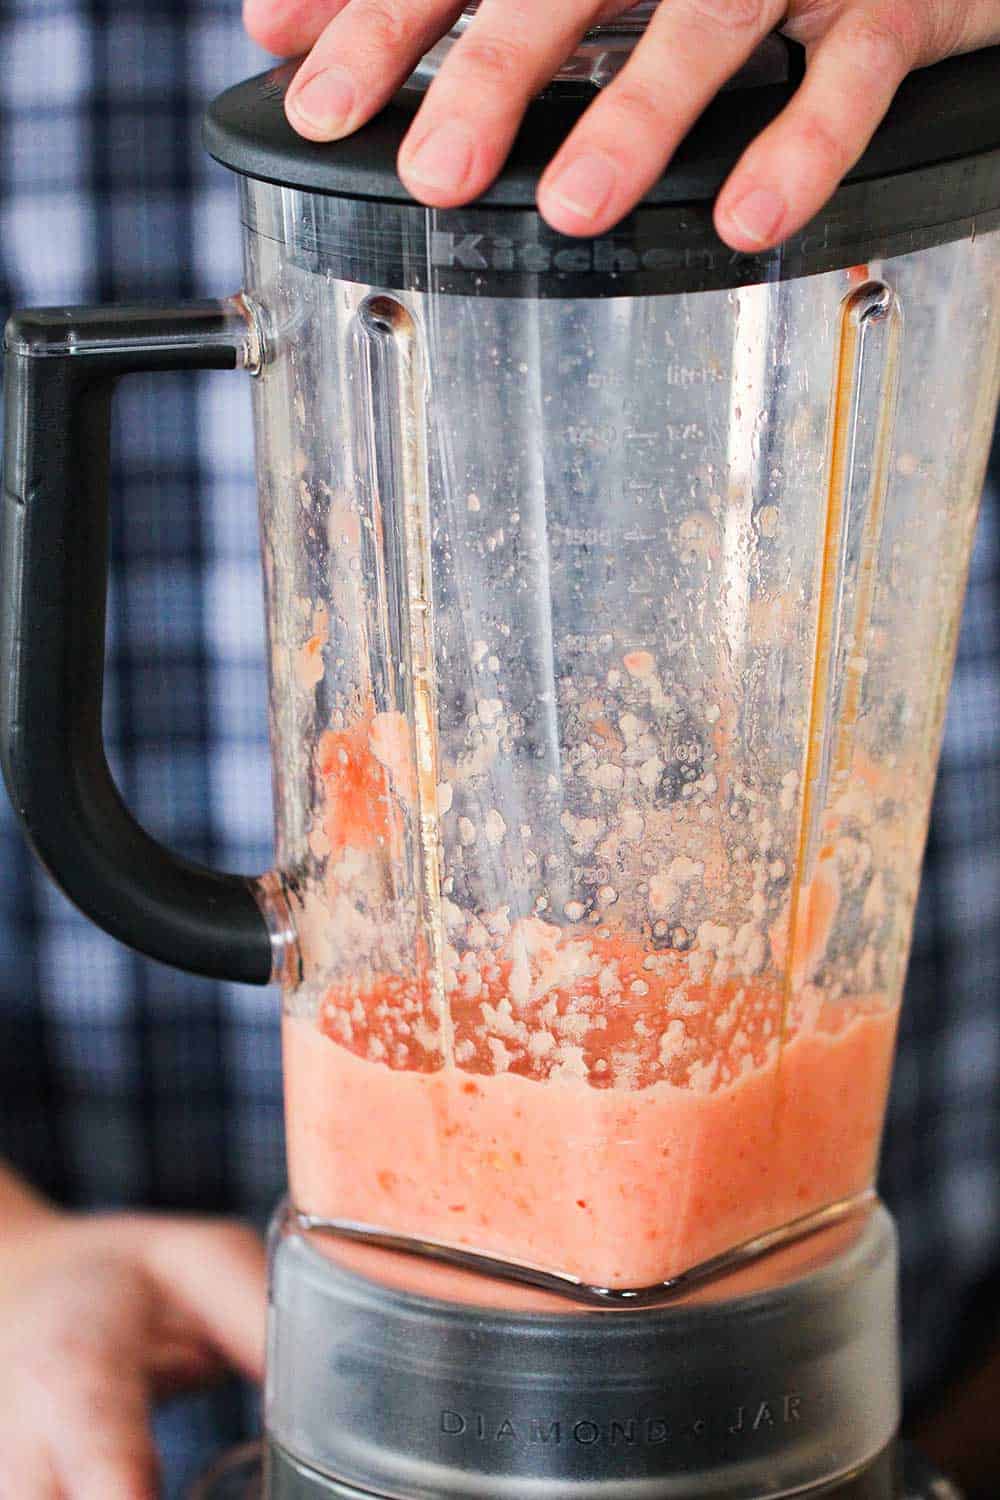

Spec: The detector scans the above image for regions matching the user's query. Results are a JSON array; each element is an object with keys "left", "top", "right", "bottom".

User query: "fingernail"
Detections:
[
  {"left": 289, "top": 67, "right": 356, "bottom": 135},
  {"left": 546, "top": 152, "right": 619, "bottom": 222},
  {"left": 726, "top": 187, "right": 785, "bottom": 247},
  {"left": 403, "top": 121, "right": 476, "bottom": 194}
]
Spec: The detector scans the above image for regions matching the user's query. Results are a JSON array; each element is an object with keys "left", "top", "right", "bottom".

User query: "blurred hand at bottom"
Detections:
[{"left": 0, "top": 1208, "right": 266, "bottom": 1500}]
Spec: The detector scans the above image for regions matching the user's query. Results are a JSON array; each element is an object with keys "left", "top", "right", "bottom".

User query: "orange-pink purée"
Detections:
[{"left": 284, "top": 936, "right": 897, "bottom": 1290}]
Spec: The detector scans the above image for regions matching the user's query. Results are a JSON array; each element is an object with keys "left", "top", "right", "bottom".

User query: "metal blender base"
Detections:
[
  {"left": 193, "top": 1443, "right": 960, "bottom": 1498},
  {"left": 194, "top": 1202, "right": 956, "bottom": 1499}
]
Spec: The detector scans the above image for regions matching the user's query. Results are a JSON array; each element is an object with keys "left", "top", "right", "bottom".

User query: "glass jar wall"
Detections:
[{"left": 243, "top": 178, "right": 1000, "bottom": 1291}]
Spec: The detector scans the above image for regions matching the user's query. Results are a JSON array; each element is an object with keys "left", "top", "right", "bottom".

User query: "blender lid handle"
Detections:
[{"left": 0, "top": 302, "right": 274, "bottom": 985}]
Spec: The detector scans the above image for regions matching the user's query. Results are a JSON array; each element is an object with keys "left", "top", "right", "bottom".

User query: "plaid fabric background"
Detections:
[
  {"left": 0, "top": 1, "right": 997, "bottom": 1492},
  {"left": 0, "top": 2, "right": 279, "bottom": 1492}
]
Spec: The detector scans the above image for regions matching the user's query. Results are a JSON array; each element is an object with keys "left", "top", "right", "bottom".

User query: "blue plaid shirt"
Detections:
[{"left": 0, "top": 3, "right": 998, "bottom": 1494}]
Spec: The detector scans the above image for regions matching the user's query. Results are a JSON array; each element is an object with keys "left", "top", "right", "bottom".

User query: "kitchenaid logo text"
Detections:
[
  {"left": 430, "top": 224, "right": 836, "bottom": 275},
  {"left": 440, "top": 1395, "right": 802, "bottom": 1446},
  {"left": 430, "top": 231, "right": 686, "bottom": 276}
]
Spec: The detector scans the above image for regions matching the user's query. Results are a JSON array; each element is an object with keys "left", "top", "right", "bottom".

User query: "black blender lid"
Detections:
[
  {"left": 205, "top": 35, "right": 1000, "bottom": 294},
  {"left": 206, "top": 43, "right": 1000, "bottom": 211}
]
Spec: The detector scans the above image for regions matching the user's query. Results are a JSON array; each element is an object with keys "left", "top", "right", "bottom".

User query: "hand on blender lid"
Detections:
[{"left": 244, "top": 0, "right": 1000, "bottom": 250}]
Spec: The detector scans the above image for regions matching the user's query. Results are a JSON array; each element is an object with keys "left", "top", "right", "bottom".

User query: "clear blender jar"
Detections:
[
  {"left": 3, "top": 14, "right": 1000, "bottom": 1499},
  {"left": 258, "top": 223, "right": 999, "bottom": 1296},
  {"left": 234, "top": 43, "right": 1000, "bottom": 1298}
]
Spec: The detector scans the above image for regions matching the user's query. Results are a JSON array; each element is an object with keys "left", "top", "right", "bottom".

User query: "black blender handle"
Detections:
[{"left": 1, "top": 302, "right": 273, "bottom": 985}]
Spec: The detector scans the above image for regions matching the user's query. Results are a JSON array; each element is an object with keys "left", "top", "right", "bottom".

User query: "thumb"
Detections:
[{"left": 132, "top": 1218, "right": 269, "bottom": 1383}]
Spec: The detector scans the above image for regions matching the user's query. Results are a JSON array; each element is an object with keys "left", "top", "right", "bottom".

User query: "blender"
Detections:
[{"left": 3, "top": 7, "right": 1000, "bottom": 1496}]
